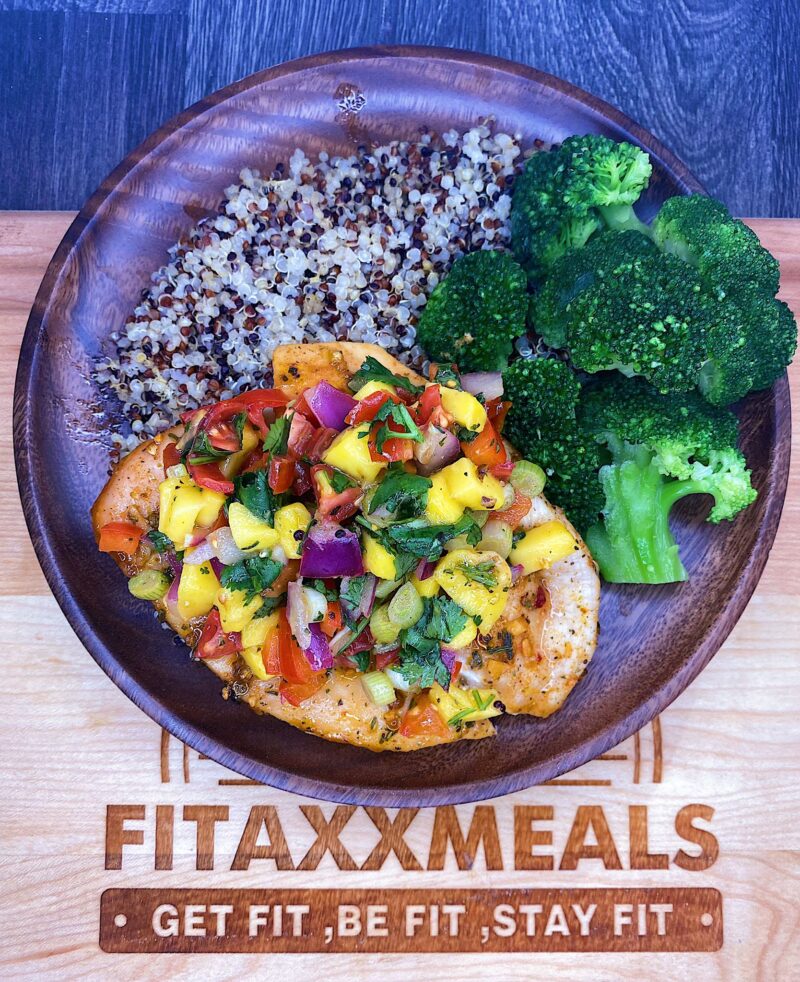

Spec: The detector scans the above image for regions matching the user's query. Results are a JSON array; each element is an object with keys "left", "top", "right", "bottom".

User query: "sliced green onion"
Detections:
[
  {"left": 387, "top": 581, "right": 424, "bottom": 628},
  {"left": 166, "top": 463, "right": 188, "bottom": 479},
  {"left": 361, "top": 670, "right": 396, "bottom": 707},
  {"left": 511, "top": 460, "right": 546, "bottom": 498},
  {"left": 369, "top": 604, "right": 401, "bottom": 644},
  {"left": 478, "top": 519, "right": 513, "bottom": 558},
  {"left": 375, "top": 577, "right": 403, "bottom": 599},
  {"left": 467, "top": 509, "right": 489, "bottom": 529},
  {"left": 128, "top": 569, "right": 171, "bottom": 601},
  {"left": 444, "top": 533, "right": 472, "bottom": 553}
]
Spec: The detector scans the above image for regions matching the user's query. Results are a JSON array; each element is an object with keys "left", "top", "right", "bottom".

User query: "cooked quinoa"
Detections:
[{"left": 94, "top": 124, "right": 533, "bottom": 452}]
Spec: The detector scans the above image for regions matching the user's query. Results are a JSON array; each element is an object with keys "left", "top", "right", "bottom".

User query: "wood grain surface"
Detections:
[
  {"left": 2, "top": 2, "right": 799, "bottom": 216},
  {"left": 1, "top": 213, "right": 799, "bottom": 979}
]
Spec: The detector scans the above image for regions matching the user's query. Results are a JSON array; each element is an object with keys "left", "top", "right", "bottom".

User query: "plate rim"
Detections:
[{"left": 13, "top": 45, "right": 792, "bottom": 805}]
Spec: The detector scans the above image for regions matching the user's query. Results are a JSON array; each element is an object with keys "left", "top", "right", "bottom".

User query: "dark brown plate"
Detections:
[{"left": 13, "top": 47, "right": 791, "bottom": 805}]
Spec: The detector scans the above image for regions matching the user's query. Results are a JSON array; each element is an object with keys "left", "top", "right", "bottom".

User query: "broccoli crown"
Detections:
[
  {"left": 651, "top": 194, "right": 780, "bottom": 297},
  {"left": 578, "top": 377, "right": 756, "bottom": 582},
  {"left": 697, "top": 288, "right": 798, "bottom": 405},
  {"left": 510, "top": 135, "right": 651, "bottom": 281},
  {"left": 502, "top": 357, "right": 604, "bottom": 531},
  {"left": 531, "top": 230, "right": 658, "bottom": 348},
  {"left": 416, "top": 249, "right": 528, "bottom": 373},
  {"left": 544, "top": 246, "right": 713, "bottom": 393}
]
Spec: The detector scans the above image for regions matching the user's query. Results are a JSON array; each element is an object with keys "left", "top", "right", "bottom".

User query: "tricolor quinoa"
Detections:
[{"left": 94, "top": 125, "right": 533, "bottom": 453}]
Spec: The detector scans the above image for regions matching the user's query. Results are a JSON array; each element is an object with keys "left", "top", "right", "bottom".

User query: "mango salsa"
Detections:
[
  {"left": 240, "top": 645, "right": 275, "bottom": 681},
  {"left": 228, "top": 502, "right": 279, "bottom": 552},
  {"left": 434, "top": 548, "right": 511, "bottom": 631},
  {"left": 322, "top": 423, "right": 388, "bottom": 483},
  {"left": 177, "top": 561, "right": 220, "bottom": 620},
  {"left": 274, "top": 502, "right": 312, "bottom": 559},
  {"left": 439, "top": 386, "right": 487, "bottom": 433},
  {"left": 440, "top": 458, "right": 505, "bottom": 510},
  {"left": 362, "top": 532, "right": 397, "bottom": 580},
  {"left": 158, "top": 475, "right": 225, "bottom": 546},
  {"left": 510, "top": 520, "right": 577, "bottom": 574},
  {"left": 425, "top": 471, "right": 465, "bottom": 524},
  {"left": 216, "top": 588, "right": 263, "bottom": 632}
]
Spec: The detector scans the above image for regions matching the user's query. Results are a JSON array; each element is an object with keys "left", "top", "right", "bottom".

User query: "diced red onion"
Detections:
[
  {"left": 208, "top": 526, "right": 251, "bottom": 566},
  {"left": 416, "top": 559, "right": 436, "bottom": 581},
  {"left": 164, "top": 573, "right": 181, "bottom": 620},
  {"left": 340, "top": 573, "right": 377, "bottom": 622},
  {"left": 299, "top": 522, "right": 364, "bottom": 577},
  {"left": 286, "top": 580, "right": 312, "bottom": 650},
  {"left": 304, "top": 622, "right": 333, "bottom": 671},
  {"left": 304, "top": 381, "right": 357, "bottom": 431},
  {"left": 166, "top": 552, "right": 183, "bottom": 577},
  {"left": 329, "top": 626, "right": 353, "bottom": 656},
  {"left": 440, "top": 646, "right": 467, "bottom": 689},
  {"left": 183, "top": 539, "right": 215, "bottom": 566},
  {"left": 413, "top": 424, "right": 460, "bottom": 476},
  {"left": 510, "top": 563, "right": 524, "bottom": 584},
  {"left": 209, "top": 558, "right": 224, "bottom": 580},
  {"left": 460, "top": 371, "right": 504, "bottom": 400}
]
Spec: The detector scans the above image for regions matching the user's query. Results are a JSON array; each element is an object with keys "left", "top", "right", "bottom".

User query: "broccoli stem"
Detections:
[
  {"left": 585, "top": 444, "right": 697, "bottom": 584},
  {"left": 599, "top": 204, "right": 650, "bottom": 236}
]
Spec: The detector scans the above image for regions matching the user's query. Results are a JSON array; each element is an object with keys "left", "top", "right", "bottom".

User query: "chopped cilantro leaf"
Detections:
[
  {"left": 233, "top": 412, "right": 247, "bottom": 448},
  {"left": 233, "top": 470, "right": 282, "bottom": 524},
  {"left": 348, "top": 355, "right": 424, "bottom": 396},
  {"left": 146, "top": 530, "right": 173, "bottom": 553},
  {"left": 350, "top": 650, "right": 371, "bottom": 672},
  {"left": 396, "top": 596, "right": 468, "bottom": 688},
  {"left": 371, "top": 400, "right": 424, "bottom": 454},
  {"left": 329, "top": 469, "right": 355, "bottom": 493},
  {"left": 434, "top": 364, "right": 462, "bottom": 388},
  {"left": 512, "top": 528, "right": 525, "bottom": 547},
  {"left": 368, "top": 464, "right": 432, "bottom": 520},
  {"left": 309, "top": 578, "right": 338, "bottom": 601},
  {"left": 262, "top": 413, "right": 291, "bottom": 455},
  {"left": 220, "top": 555, "right": 282, "bottom": 603},
  {"left": 186, "top": 431, "right": 229, "bottom": 466},
  {"left": 252, "top": 595, "right": 286, "bottom": 618},
  {"left": 455, "top": 425, "right": 479, "bottom": 443},
  {"left": 339, "top": 574, "right": 371, "bottom": 626},
  {"left": 458, "top": 559, "right": 498, "bottom": 588}
]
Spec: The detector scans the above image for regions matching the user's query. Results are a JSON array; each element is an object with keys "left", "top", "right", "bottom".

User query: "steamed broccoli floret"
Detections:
[
  {"left": 503, "top": 358, "right": 604, "bottom": 531},
  {"left": 651, "top": 195, "right": 780, "bottom": 297},
  {"left": 533, "top": 239, "right": 712, "bottom": 394},
  {"left": 580, "top": 378, "right": 757, "bottom": 583},
  {"left": 416, "top": 249, "right": 528, "bottom": 372},
  {"left": 532, "top": 230, "right": 658, "bottom": 349},
  {"left": 511, "top": 134, "right": 651, "bottom": 281}
]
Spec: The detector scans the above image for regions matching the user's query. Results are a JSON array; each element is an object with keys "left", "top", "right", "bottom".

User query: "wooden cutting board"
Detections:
[{"left": 1, "top": 213, "right": 798, "bottom": 981}]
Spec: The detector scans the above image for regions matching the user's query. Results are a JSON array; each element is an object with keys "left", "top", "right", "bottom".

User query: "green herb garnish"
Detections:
[
  {"left": 395, "top": 596, "right": 468, "bottom": 688},
  {"left": 448, "top": 690, "right": 495, "bottom": 728},
  {"left": 457, "top": 559, "right": 498, "bottom": 588},
  {"left": 146, "top": 530, "right": 173, "bottom": 553},
  {"left": 368, "top": 464, "right": 432, "bottom": 520},
  {"left": 220, "top": 555, "right": 282, "bottom": 603},
  {"left": 348, "top": 355, "right": 424, "bottom": 397},
  {"left": 339, "top": 575, "right": 371, "bottom": 626},
  {"left": 233, "top": 470, "right": 283, "bottom": 524},
  {"left": 434, "top": 364, "right": 462, "bottom": 388},
  {"left": 329, "top": 469, "right": 355, "bottom": 493},
  {"left": 370, "top": 400, "right": 424, "bottom": 454},
  {"left": 186, "top": 431, "right": 229, "bottom": 466},
  {"left": 262, "top": 413, "right": 291, "bottom": 455},
  {"left": 252, "top": 595, "right": 286, "bottom": 618}
]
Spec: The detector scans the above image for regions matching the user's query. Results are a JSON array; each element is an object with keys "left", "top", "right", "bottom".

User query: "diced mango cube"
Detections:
[
  {"left": 274, "top": 502, "right": 312, "bottom": 559},
  {"left": 195, "top": 489, "right": 227, "bottom": 529},
  {"left": 216, "top": 588, "right": 263, "bottom": 632},
  {"left": 362, "top": 532, "right": 397, "bottom": 580},
  {"left": 228, "top": 502, "right": 280, "bottom": 553},
  {"left": 434, "top": 548, "right": 511, "bottom": 632},
  {"left": 430, "top": 683, "right": 502, "bottom": 726},
  {"left": 509, "top": 520, "right": 577, "bottom": 574},
  {"left": 440, "top": 458, "right": 505, "bottom": 510},
  {"left": 177, "top": 561, "right": 220, "bottom": 620},
  {"left": 322, "top": 424, "right": 387, "bottom": 483},
  {"left": 241, "top": 611, "right": 280, "bottom": 649},
  {"left": 447, "top": 618, "right": 478, "bottom": 649},
  {"left": 239, "top": 645, "right": 275, "bottom": 681},
  {"left": 410, "top": 572, "right": 440, "bottom": 598},
  {"left": 439, "top": 387, "right": 487, "bottom": 433},
  {"left": 425, "top": 471, "right": 465, "bottom": 524},
  {"left": 352, "top": 380, "right": 397, "bottom": 400},
  {"left": 158, "top": 475, "right": 225, "bottom": 545}
]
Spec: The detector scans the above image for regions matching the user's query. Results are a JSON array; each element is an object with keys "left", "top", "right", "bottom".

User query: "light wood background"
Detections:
[{"left": 1, "top": 213, "right": 798, "bottom": 980}]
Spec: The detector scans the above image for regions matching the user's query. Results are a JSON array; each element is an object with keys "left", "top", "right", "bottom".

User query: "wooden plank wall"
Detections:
[{"left": 1, "top": 0, "right": 799, "bottom": 215}]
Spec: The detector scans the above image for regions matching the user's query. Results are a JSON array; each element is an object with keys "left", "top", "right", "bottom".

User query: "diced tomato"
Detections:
[
  {"left": 399, "top": 697, "right": 450, "bottom": 739},
  {"left": 411, "top": 385, "right": 442, "bottom": 426},
  {"left": 188, "top": 462, "right": 235, "bottom": 495},
  {"left": 206, "top": 419, "right": 241, "bottom": 452},
  {"left": 210, "top": 510, "right": 230, "bottom": 532},
  {"left": 340, "top": 626, "right": 375, "bottom": 662},
  {"left": 293, "top": 391, "right": 314, "bottom": 419},
  {"left": 490, "top": 458, "right": 515, "bottom": 480},
  {"left": 279, "top": 676, "right": 326, "bottom": 706},
  {"left": 287, "top": 412, "right": 316, "bottom": 457},
  {"left": 305, "top": 426, "right": 338, "bottom": 463},
  {"left": 367, "top": 414, "right": 416, "bottom": 463},
  {"left": 199, "top": 389, "right": 288, "bottom": 443},
  {"left": 461, "top": 418, "right": 507, "bottom": 468},
  {"left": 268, "top": 455, "right": 295, "bottom": 493},
  {"left": 162, "top": 441, "right": 181, "bottom": 475},
  {"left": 311, "top": 464, "right": 363, "bottom": 522},
  {"left": 345, "top": 390, "right": 400, "bottom": 425},
  {"left": 195, "top": 609, "right": 242, "bottom": 659},
  {"left": 486, "top": 398, "right": 512, "bottom": 433},
  {"left": 320, "top": 601, "right": 343, "bottom": 638},
  {"left": 375, "top": 647, "right": 399, "bottom": 671},
  {"left": 98, "top": 521, "right": 143, "bottom": 556},
  {"left": 263, "top": 609, "right": 319, "bottom": 685},
  {"left": 291, "top": 460, "right": 313, "bottom": 497},
  {"left": 496, "top": 489, "right": 533, "bottom": 529},
  {"left": 240, "top": 450, "right": 268, "bottom": 474}
]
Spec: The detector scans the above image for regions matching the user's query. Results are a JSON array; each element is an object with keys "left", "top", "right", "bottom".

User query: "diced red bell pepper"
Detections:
[
  {"left": 461, "top": 418, "right": 507, "bottom": 469},
  {"left": 279, "top": 676, "right": 327, "bottom": 706},
  {"left": 345, "top": 390, "right": 401, "bottom": 426},
  {"left": 486, "top": 398, "right": 512, "bottom": 433},
  {"left": 268, "top": 455, "right": 296, "bottom": 493},
  {"left": 195, "top": 609, "right": 242, "bottom": 659},
  {"left": 320, "top": 601, "right": 343, "bottom": 638},
  {"left": 98, "top": 521, "right": 143, "bottom": 556},
  {"left": 412, "top": 385, "right": 442, "bottom": 426},
  {"left": 263, "top": 609, "right": 319, "bottom": 685},
  {"left": 399, "top": 697, "right": 450, "bottom": 739},
  {"left": 188, "top": 462, "right": 235, "bottom": 495}
]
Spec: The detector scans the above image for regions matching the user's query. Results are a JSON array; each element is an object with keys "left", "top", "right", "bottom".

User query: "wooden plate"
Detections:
[{"left": 13, "top": 47, "right": 791, "bottom": 805}]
